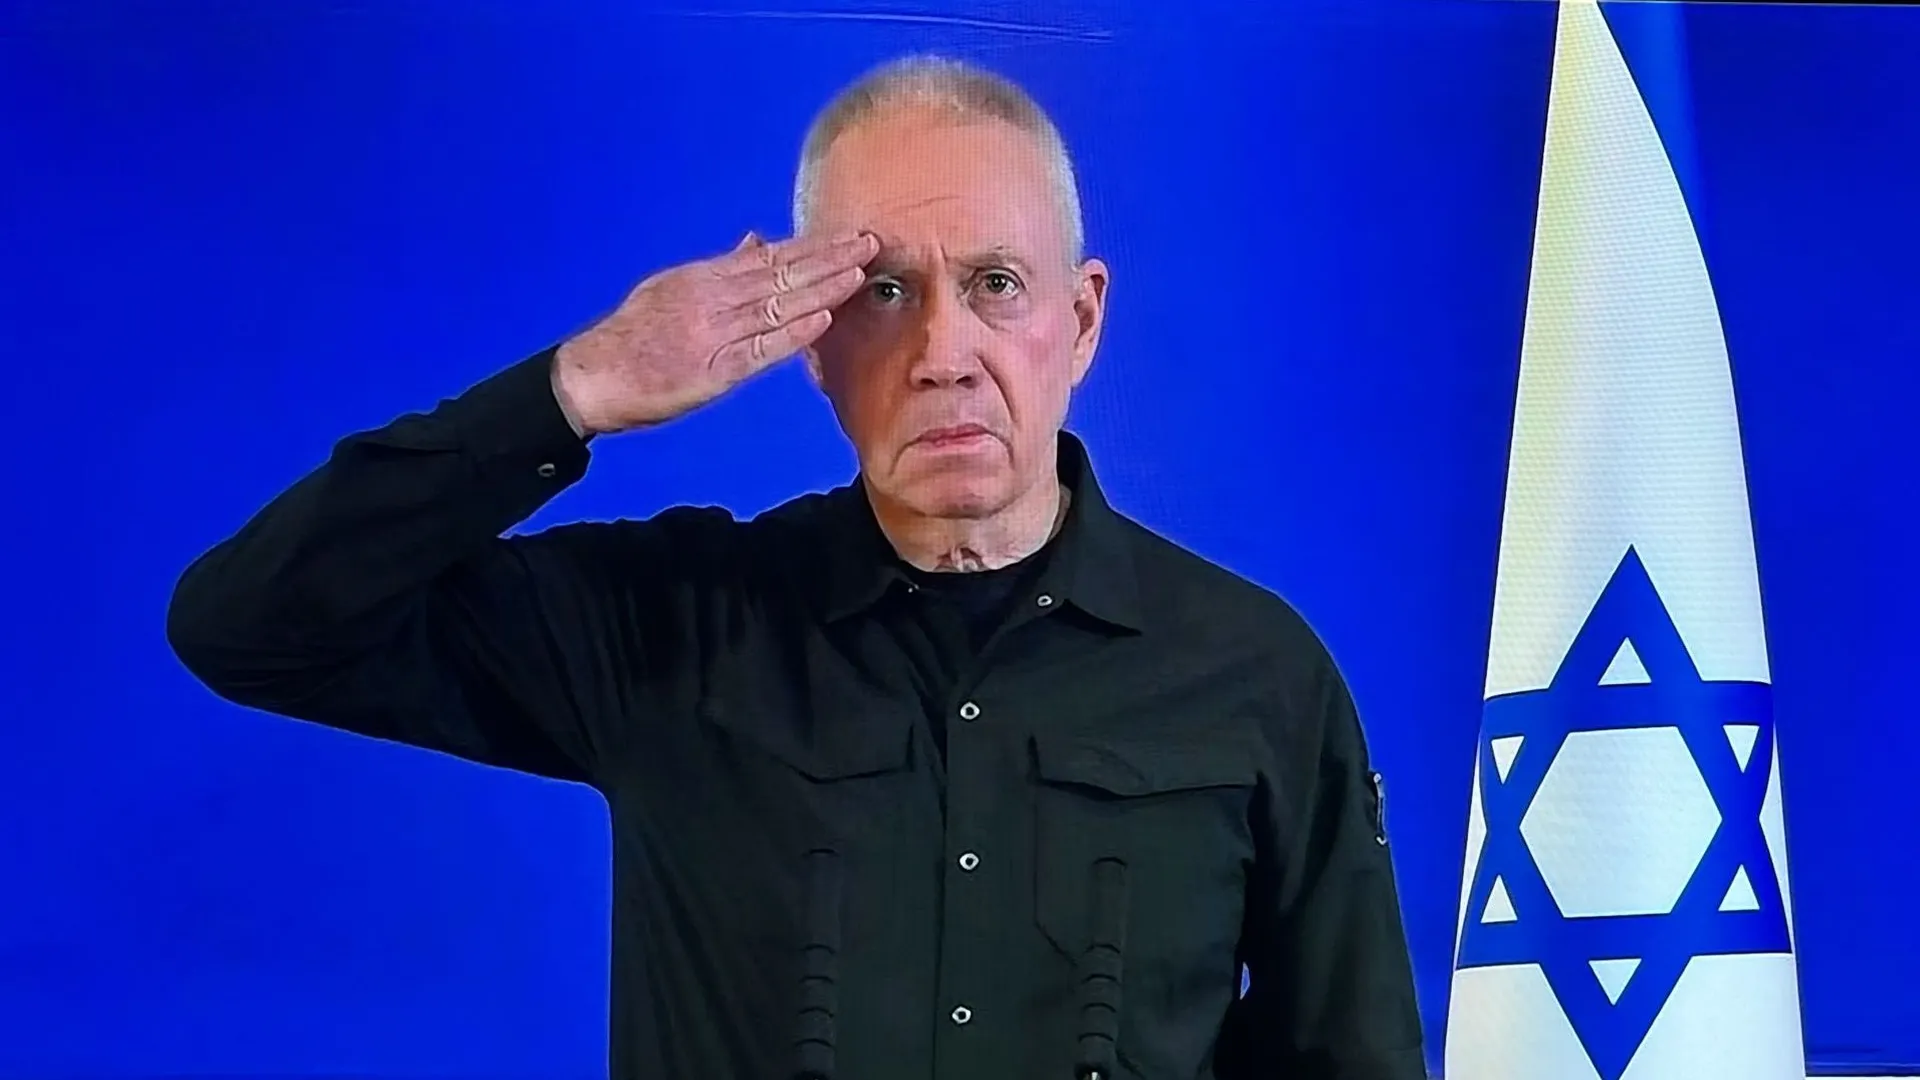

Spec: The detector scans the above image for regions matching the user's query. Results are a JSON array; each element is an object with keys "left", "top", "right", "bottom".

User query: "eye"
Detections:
[
  {"left": 868, "top": 278, "right": 907, "bottom": 306},
  {"left": 977, "top": 270, "right": 1022, "bottom": 297}
]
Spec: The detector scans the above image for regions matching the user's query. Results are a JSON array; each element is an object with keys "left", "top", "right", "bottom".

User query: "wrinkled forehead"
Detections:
[{"left": 806, "top": 113, "right": 1069, "bottom": 272}]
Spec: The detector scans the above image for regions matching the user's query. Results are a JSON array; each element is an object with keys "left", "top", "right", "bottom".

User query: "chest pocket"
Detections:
[
  {"left": 692, "top": 694, "right": 914, "bottom": 904},
  {"left": 1031, "top": 727, "right": 1259, "bottom": 977},
  {"left": 689, "top": 694, "right": 917, "bottom": 961}
]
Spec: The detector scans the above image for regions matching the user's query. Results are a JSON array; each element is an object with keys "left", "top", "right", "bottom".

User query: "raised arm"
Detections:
[
  {"left": 168, "top": 230, "right": 878, "bottom": 785},
  {"left": 169, "top": 351, "right": 643, "bottom": 783}
]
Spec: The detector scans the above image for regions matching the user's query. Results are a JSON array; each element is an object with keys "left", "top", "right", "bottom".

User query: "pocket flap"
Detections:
[
  {"left": 1033, "top": 729, "right": 1257, "bottom": 797},
  {"left": 699, "top": 697, "right": 912, "bottom": 781}
]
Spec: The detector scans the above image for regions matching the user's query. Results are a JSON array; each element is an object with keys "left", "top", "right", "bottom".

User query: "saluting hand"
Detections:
[{"left": 553, "top": 230, "right": 879, "bottom": 436}]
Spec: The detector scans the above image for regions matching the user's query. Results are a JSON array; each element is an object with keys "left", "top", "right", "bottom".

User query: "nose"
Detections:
[{"left": 905, "top": 287, "right": 984, "bottom": 390}]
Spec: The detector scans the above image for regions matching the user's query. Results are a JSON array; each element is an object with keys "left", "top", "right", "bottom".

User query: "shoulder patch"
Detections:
[{"left": 1369, "top": 770, "right": 1388, "bottom": 846}]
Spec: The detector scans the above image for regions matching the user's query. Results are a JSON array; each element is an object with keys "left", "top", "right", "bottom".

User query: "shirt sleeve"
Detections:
[
  {"left": 1215, "top": 652, "right": 1428, "bottom": 1079},
  {"left": 166, "top": 347, "right": 676, "bottom": 787}
]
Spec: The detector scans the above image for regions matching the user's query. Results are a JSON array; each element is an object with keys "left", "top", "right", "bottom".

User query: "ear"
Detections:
[{"left": 1068, "top": 257, "right": 1110, "bottom": 388}]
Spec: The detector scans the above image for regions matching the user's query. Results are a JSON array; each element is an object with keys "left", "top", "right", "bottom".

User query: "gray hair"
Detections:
[{"left": 791, "top": 54, "right": 1085, "bottom": 266}]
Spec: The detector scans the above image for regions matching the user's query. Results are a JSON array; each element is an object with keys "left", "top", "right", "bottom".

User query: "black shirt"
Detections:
[{"left": 166, "top": 348, "right": 1426, "bottom": 1080}]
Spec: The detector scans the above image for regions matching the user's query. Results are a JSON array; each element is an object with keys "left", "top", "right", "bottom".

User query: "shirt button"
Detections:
[
  {"left": 1036, "top": 593, "right": 1054, "bottom": 607},
  {"left": 536, "top": 462, "right": 557, "bottom": 478},
  {"left": 958, "top": 852, "right": 980, "bottom": 872},
  {"left": 958, "top": 701, "right": 981, "bottom": 722},
  {"left": 950, "top": 1005, "right": 973, "bottom": 1025}
]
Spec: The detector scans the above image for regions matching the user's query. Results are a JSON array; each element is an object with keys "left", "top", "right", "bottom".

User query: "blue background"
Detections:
[{"left": 2, "top": 0, "right": 1915, "bottom": 1075}]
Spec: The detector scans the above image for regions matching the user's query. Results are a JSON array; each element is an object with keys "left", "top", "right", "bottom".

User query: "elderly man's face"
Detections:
[{"left": 803, "top": 109, "right": 1107, "bottom": 520}]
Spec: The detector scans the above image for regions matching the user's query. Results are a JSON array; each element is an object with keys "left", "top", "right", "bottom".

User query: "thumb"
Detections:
[{"left": 735, "top": 230, "right": 762, "bottom": 251}]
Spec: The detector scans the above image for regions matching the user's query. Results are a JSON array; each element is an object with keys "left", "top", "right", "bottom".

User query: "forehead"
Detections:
[{"left": 807, "top": 110, "right": 1066, "bottom": 265}]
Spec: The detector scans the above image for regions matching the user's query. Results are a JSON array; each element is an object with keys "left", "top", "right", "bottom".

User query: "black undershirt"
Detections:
[{"left": 893, "top": 549, "right": 1053, "bottom": 758}]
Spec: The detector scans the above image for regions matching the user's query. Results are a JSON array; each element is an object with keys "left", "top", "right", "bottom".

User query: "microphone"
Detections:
[
  {"left": 1074, "top": 857, "right": 1130, "bottom": 1080},
  {"left": 793, "top": 847, "right": 843, "bottom": 1080}
]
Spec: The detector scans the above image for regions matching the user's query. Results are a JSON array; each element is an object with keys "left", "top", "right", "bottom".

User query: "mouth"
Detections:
[{"left": 912, "top": 424, "right": 994, "bottom": 449}]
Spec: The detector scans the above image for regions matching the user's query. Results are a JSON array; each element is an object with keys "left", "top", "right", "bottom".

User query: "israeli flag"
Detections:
[{"left": 1443, "top": 3, "right": 1805, "bottom": 1079}]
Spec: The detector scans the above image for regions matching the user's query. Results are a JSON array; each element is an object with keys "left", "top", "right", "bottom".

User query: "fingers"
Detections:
[
  {"left": 711, "top": 263, "right": 866, "bottom": 343},
  {"left": 732, "top": 236, "right": 877, "bottom": 306},
  {"left": 711, "top": 309, "right": 834, "bottom": 380},
  {"left": 710, "top": 230, "right": 876, "bottom": 280},
  {"left": 699, "top": 228, "right": 876, "bottom": 381}
]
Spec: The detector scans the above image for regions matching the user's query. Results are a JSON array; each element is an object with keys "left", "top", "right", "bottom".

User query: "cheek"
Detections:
[
  {"left": 817, "top": 306, "right": 911, "bottom": 382},
  {"left": 813, "top": 324, "right": 876, "bottom": 397},
  {"left": 815, "top": 347, "right": 896, "bottom": 444},
  {"left": 996, "top": 316, "right": 1079, "bottom": 413},
  {"left": 812, "top": 316, "right": 860, "bottom": 373}
]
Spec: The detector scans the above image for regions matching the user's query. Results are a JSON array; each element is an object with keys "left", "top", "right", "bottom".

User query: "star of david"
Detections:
[{"left": 1454, "top": 547, "right": 1792, "bottom": 1080}]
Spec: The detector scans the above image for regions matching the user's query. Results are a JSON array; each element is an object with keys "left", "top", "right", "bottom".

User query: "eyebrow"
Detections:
[
  {"left": 966, "top": 245, "right": 1034, "bottom": 275},
  {"left": 867, "top": 243, "right": 1035, "bottom": 278}
]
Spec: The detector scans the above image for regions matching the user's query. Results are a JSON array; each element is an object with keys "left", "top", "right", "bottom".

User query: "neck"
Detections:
[{"left": 871, "top": 475, "right": 1071, "bottom": 573}]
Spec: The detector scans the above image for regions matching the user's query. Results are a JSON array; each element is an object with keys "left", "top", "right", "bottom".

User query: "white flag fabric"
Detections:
[{"left": 1443, "top": 3, "right": 1805, "bottom": 1078}]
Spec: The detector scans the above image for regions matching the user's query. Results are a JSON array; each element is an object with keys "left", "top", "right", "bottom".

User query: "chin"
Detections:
[{"left": 896, "top": 473, "right": 1015, "bottom": 520}]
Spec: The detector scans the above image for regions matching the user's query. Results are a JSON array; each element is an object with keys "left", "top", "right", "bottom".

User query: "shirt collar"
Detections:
[{"left": 814, "top": 430, "right": 1145, "bottom": 633}]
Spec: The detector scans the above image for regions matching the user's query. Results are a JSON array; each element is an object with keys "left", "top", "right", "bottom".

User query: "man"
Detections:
[{"left": 168, "top": 54, "right": 1425, "bottom": 1080}]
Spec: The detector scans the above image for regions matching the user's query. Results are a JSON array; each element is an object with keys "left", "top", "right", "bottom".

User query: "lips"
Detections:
[{"left": 913, "top": 424, "right": 992, "bottom": 446}]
